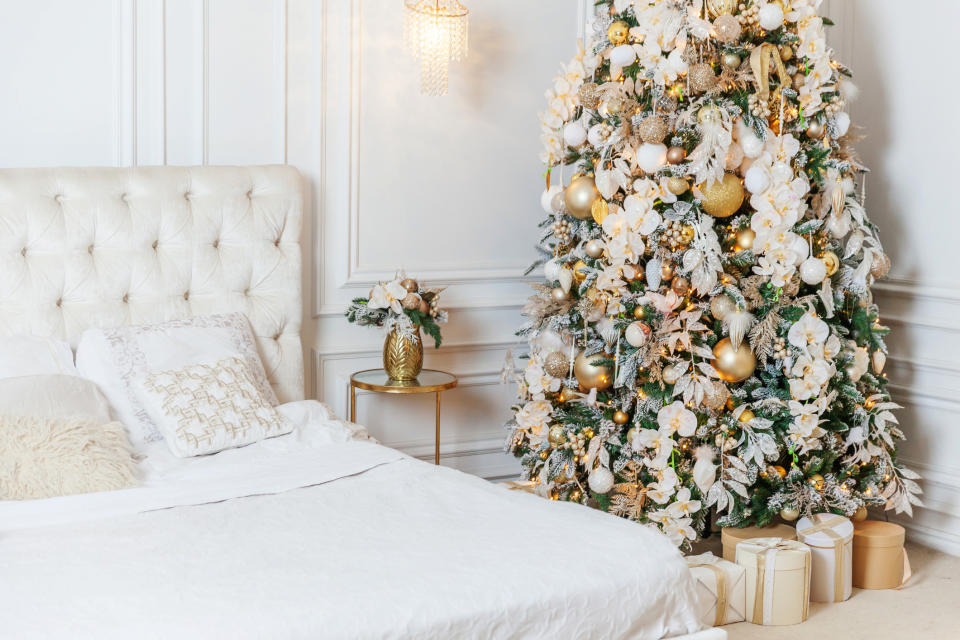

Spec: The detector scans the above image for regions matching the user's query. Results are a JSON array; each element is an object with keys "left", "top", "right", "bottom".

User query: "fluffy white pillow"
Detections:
[
  {"left": 137, "top": 356, "right": 290, "bottom": 458},
  {"left": 0, "top": 336, "right": 77, "bottom": 379},
  {"left": 0, "top": 415, "right": 138, "bottom": 500},
  {"left": 0, "top": 375, "right": 112, "bottom": 423},
  {"left": 76, "top": 313, "right": 277, "bottom": 451}
]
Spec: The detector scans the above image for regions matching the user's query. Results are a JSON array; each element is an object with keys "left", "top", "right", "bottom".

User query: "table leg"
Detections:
[
  {"left": 349, "top": 383, "right": 356, "bottom": 423},
  {"left": 435, "top": 391, "right": 441, "bottom": 465}
]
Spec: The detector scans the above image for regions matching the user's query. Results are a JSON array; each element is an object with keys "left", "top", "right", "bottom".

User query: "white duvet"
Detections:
[{"left": 0, "top": 402, "right": 716, "bottom": 640}]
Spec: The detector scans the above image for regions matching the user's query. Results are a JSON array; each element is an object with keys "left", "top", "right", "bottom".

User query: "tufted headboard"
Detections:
[{"left": 0, "top": 165, "right": 304, "bottom": 402}]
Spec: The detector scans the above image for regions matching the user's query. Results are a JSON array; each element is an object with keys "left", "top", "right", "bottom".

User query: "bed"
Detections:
[{"left": 0, "top": 166, "right": 722, "bottom": 640}]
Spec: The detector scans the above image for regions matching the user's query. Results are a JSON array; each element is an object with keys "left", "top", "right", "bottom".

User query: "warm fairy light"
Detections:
[
  {"left": 865, "top": 398, "right": 876, "bottom": 409},
  {"left": 403, "top": 0, "right": 469, "bottom": 96}
]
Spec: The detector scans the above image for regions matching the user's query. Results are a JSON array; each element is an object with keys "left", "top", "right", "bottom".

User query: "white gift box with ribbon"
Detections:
[
  {"left": 686, "top": 552, "right": 746, "bottom": 627},
  {"left": 736, "top": 537, "right": 811, "bottom": 626},
  {"left": 796, "top": 513, "right": 854, "bottom": 602}
]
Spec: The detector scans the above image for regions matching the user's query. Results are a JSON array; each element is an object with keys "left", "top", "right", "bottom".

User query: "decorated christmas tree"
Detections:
[{"left": 505, "top": 0, "right": 921, "bottom": 547}]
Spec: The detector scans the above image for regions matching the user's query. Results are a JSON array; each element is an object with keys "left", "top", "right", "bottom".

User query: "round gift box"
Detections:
[
  {"left": 852, "top": 520, "right": 905, "bottom": 589},
  {"left": 722, "top": 524, "right": 797, "bottom": 561},
  {"left": 736, "top": 537, "right": 811, "bottom": 626},
  {"left": 796, "top": 514, "right": 854, "bottom": 602}
]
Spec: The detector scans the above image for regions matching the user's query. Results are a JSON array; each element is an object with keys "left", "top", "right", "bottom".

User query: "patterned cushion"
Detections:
[{"left": 139, "top": 356, "right": 291, "bottom": 458}]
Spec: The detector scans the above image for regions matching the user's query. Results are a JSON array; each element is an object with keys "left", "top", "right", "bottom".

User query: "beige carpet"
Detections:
[{"left": 713, "top": 542, "right": 954, "bottom": 639}]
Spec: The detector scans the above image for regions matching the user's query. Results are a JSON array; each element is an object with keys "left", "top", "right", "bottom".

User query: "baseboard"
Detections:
[{"left": 896, "top": 518, "right": 960, "bottom": 557}]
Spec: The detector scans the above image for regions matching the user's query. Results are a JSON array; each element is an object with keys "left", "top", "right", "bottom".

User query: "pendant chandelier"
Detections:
[{"left": 403, "top": 0, "right": 469, "bottom": 96}]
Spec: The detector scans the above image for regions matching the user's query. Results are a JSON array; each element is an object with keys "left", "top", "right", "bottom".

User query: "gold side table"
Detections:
[{"left": 349, "top": 369, "right": 458, "bottom": 465}]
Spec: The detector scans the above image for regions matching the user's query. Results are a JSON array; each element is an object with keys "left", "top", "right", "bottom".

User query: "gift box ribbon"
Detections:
[
  {"left": 689, "top": 561, "right": 727, "bottom": 627},
  {"left": 798, "top": 514, "right": 850, "bottom": 602},
  {"left": 749, "top": 538, "right": 810, "bottom": 625}
]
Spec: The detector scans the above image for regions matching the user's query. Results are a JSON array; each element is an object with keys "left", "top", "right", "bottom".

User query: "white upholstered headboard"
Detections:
[{"left": 0, "top": 165, "right": 304, "bottom": 402}]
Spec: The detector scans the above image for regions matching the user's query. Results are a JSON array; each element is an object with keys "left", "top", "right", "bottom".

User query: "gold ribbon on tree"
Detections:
[
  {"left": 689, "top": 561, "right": 728, "bottom": 626},
  {"left": 750, "top": 43, "right": 791, "bottom": 107},
  {"left": 798, "top": 514, "right": 851, "bottom": 602}
]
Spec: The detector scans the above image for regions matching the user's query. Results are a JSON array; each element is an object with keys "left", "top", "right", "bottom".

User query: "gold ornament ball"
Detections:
[
  {"left": 780, "top": 506, "right": 800, "bottom": 521},
  {"left": 688, "top": 63, "right": 717, "bottom": 93},
  {"left": 551, "top": 287, "right": 569, "bottom": 303},
  {"left": 698, "top": 105, "right": 723, "bottom": 125},
  {"left": 712, "top": 337, "right": 757, "bottom": 383},
  {"left": 806, "top": 121, "right": 825, "bottom": 139},
  {"left": 585, "top": 239, "right": 604, "bottom": 259},
  {"left": 773, "top": 465, "right": 787, "bottom": 479},
  {"left": 539, "top": 450, "right": 549, "bottom": 460},
  {"left": 400, "top": 278, "right": 419, "bottom": 292},
  {"left": 671, "top": 276, "right": 690, "bottom": 295},
  {"left": 667, "top": 177, "right": 690, "bottom": 195},
  {"left": 714, "top": 15, "right": 742, "bottom": 44},
  {"left": 583, "top": 427, "right": 595, "bottom": 440},
  {"left": 808, "top": 473, "right": 826, "bottom": 491},
  {"left": 710, "top": 295, "right": 736, "bottom": 321},
  {"left": 698, "top": 173, "right": 745, "bottom": 218},
  {"left": 871, "top": 252, "right": 892, "bottom": 279},
  {"left": 778, "top": 44, "right": 794, "bottom": 61},
  {"left": 633, "top": 306, "right": 647, "bottom": 320},
  {"left": 679, "top": 225, "right": 696, "bottom": 244},
  {"left": 738, "top": 409, "right": 756, "bottom": 423},
  {"left": 792, "top": 72, "right": 806, "bottom": 90},
  {"left": 706, "top": 0, "right": 736, "bottom": 18},
  {"left": 820, "top": 250, "right": 840, "bottom": 276},
  {"left": 662, "top": 367, "right": 681, "bottom": 385},
  {"left": 548, "top": 425, "right": 567, "bottom": 447},
  {"left": 606, "top": 96, "right": 624, "bottom": 116},
  {"left": 573, "top": 260, "right": 589, "bottom": 282},
  {"left": 721, "top": 51, "right": 742, "bottom": 69},
  {"left": 853, "top": 506, "right": 868, "bottom": 522},
  {"left": 613, "top": 410, "right": 630, "bottom": 425},
  {"left": 544, "top": 351, "right": 570, "bottom": 378},
  {"left": 661, "top": 261, "right": 676, "bottom": 281},
  {"left": 574, "top": 351, "right": 613, "bottom": 391},
  {"left": 418, "top": 299, "right": 430, "bottom": 314},
  {"left": 401, "top": 292, "right": 420, "bottom": 310},
  {"left": 666, "top": 146, "right": 687, "bottom": 165},
  {"left": 564, "top": 175, "right": 600, "bottom": 220},
  {"left": 735, "top": 228, "right": 756, "bottom": 251},
  {"left": 638, "top": 116, "right": 669, "bottom": 144},
  {"left": 607, "top": 20, "right": 630, "bottom": 45}
]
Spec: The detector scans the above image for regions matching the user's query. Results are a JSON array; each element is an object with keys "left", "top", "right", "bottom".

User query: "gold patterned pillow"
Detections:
[{"left": 139, "top": 356, "right": 291, "bottom": 457}]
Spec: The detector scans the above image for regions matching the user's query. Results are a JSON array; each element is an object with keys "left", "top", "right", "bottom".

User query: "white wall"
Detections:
[
  {"left": 0, "top": 0, "right": 586, "bottom": 480},
  {"left": 823, "top": 0, "right": 960, "bottom": 554}
]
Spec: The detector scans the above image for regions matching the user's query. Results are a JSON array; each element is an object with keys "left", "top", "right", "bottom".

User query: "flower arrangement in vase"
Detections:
[{"left": 345, "top": 275, "right": 447, "bottom": 381}]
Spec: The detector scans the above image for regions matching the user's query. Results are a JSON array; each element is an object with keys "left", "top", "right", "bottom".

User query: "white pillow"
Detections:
[
  {"left": 137, "top": 356, "right": 290, "bottom": 458},
  {"left": 0, "top": 336, "right": 77, "bottom": 379},
  {"left": 75, "top": 313, "right": 277, "bottom": 451},
  {"left": 0, "top": 375, "right": 112, "bottom": 423}
]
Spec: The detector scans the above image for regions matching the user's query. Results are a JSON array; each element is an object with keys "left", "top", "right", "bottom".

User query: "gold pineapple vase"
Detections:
[{"left": 383, "top": 326, "right": 423, "bottom": 380}]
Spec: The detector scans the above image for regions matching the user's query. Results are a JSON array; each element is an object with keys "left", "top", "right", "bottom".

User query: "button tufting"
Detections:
[
  {"left": 20, "top": 247, "right": 26, "bottom": 257},
  {"left": 152, "top": 240, "right": 159, "bottom": 250},
  {"left": 120, "top": 193, "right": 128, "bottom": 202},
  {"left": 122, "top": 293, "right": 129, "bottom": 303},
  {"left": 274, "top": 238, "right": 280, "bottom": 247},
  {"left": 54, "top": 194, "right": 63, "bottom": 203},
  {"left": 184, "top": 191, "right": 191, "bottom": 200},
  {"left": 183, "top": 291, "right": 190, "bottom": 301},
  {"left": 56, "top": 298, "right": 62, "bottom": 308},
  {"left": 246, "top": 189, "right": 253, "bottom": 198},
  {"left": 87, "top": 244, "right": 94, "bottom": 254},
  {"left": 273, "top": 332, "right": 281, "bottom": 340},
  {"left": 213, "top": 239, "right": 219, "bottom": 249},
  {"left": 243, "top": 288, "right": 250, "bottom": 296}
]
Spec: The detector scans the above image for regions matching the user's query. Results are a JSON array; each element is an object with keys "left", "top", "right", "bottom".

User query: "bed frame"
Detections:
[{"left": 0, "top": 165, "right": 304, "bottom": 402}]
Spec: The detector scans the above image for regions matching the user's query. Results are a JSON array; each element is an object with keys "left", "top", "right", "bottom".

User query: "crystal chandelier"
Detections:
[{"left": 403, "top": 0, "right": 469, "bottom": 96}]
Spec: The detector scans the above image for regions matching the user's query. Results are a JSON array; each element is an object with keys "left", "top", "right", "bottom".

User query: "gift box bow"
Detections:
[
  {"left": 738, "top": 537, "right": 811, "bottom": 625},
  {"left": 797, "top": 514, "right": 852, "bottom": 602}
]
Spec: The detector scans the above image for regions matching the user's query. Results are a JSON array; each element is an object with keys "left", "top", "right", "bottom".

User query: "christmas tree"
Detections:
[{"left": 505, "top": 0, "right": 921, "bottom": 547}]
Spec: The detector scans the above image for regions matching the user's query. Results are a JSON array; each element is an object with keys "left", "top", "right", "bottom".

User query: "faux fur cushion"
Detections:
[{"left": 0, "top": 415, "right": 138, "bottom": 500}]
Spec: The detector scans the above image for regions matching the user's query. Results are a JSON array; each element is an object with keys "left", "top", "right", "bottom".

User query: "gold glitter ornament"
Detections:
[
  {"left": 820, "top": 251, "right": 840, "bottom": 276},
  {"left": 544, "top": 351, "right": 570, "bottom": 378},
  {"left": 564, "top": 175, "right": 600, "bottom": 220},
  {"left": 638, "top": 116, "right": 669, "bottom": 144},
  {"left": 667, "top": 177, "right": 690, "bottom": 195},
  {"left": 401, "top": 278, "right": 419, "bottom": 292},
  {"left": 714, "top": 15, "right": 742, "bottom": 43},
  {"left": 579, "top": 83, "right": 601, "bottom": 109},
  {"left": 607, "top": 20, "right": 629, "bottom": 45},
  {"left": 688, "top": 63, "right": 717, "bottom": 93},
  {"left": 698, "top": 173, "right": 745, "bottom": 218},
  {"left": 710, "top": 295, "right": 735, "bottom": 321},
  {"left": 871, "top": 252, "right": 892, "bottom": 279},
  {"left": 548, "top": 425, "right": 567, "bottom": 446},
  {"left": 712, "top": 337, "right": 756, "bottom": 382}
]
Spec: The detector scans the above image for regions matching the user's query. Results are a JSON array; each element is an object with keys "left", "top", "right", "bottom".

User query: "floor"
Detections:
[{"left": 704, "top": 542, "right": 957, "bottom": 639}]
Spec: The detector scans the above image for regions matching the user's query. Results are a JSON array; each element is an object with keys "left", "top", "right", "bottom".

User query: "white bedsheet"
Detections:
[{"left": 0, "top": 402, "right": 711, "bottom": 640}]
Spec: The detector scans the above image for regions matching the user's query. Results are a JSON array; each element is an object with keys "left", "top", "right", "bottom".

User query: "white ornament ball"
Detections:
[
  {"left": 588, "top": 124, "right": 608, "bottom": 148},
  {"left": 535, "top": 328, "right": 568, "bottom": 355},
  {"left": 541, "top": 185, "right": 562, "bottom": 214},
  {"left": 710, "top": 295, "right": 736, "bottom": 321},
  {"left": 544, "top": 258, "right": 562, "bottom": 282},
  {"left": 550, "top": 190, "right": 566, "bottom": 214},
  {"left": 800, "top": 257, "right": 828, "bottom": 285},
  {"left": 635, "top": 143, "right": 668, "bottom": 174},
  {"left": 740, "top": 131, "right": 764, "bottom": 158},
  {"left": 588, "top": 467, "right": 615, "bottom": 494},
  {"left": 834, "top": 112, "right": 851, "bottom": 137},
  {"left": 625, "top": 321, "right": 650, "bottom": 348},
  {"left": 758, "top": 3, "right": 784, "bottom": 30},
  {"left": 585, "top": 239, "right": 604, "bottom": 259},
  {"left": 744, "top": 165, "right": 770, "bottom": 194},
  {"left": 563, "top": 121, "right": 588, "bottom": 147},
  {"left": 725, "top": 143, "right": 745, "bottom": 170},
  {"left": 827, "top": 213, "right": 851, "bottom": 239},
  {"left": 610, "top": 44, "right": 637, "bottom": 70}
]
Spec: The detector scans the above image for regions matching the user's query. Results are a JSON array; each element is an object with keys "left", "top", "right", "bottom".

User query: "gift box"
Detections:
[
  {"left": 736, "top": 538, "right": 811, "bottom": 626},
  {"left": 721, "top": 524, "right": 797, "bottom": 562},
  {"left": 686, "top": 553, "right": 746, "bottom": 627},
  {"left": 796, "top": 513, "right": 853, "bottom": 602},
  {"left": 852, "top": 520, "right": 906, "bottom": 589}
]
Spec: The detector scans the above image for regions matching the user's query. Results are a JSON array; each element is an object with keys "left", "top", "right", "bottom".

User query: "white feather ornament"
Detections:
[
  {"left": 646, "top": 258, "right": 663, "bottom": 291},
  {"left": 724, "top": 309, "right": 756, "bottom": 350},
  {"left": 693, "top": 446, "right": 717, "bottom": 493},
  {"left": 559, "top": 267, "right": 574, "bottom": 293},
  {"left": 688, "top": 110, "right": 733, "bottom": 185}
]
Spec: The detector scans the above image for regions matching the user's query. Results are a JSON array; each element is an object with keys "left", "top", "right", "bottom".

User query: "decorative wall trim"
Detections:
[
  {"left": 874, "top": 278, "right": 960, "bottom": 305},
  {"left": 115, "top": 0, "right": 137, "bottom": 166},
  {"left": 201, "top": 0, "right": 210, "bottom": 165},
  {"left": 273, "top": 0, "right": 288, "bottom": 165}
]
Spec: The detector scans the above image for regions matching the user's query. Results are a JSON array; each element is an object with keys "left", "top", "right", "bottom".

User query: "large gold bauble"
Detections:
[
  {"left": 573, "top": 260, "right": 589, "bottom": 283},
  {"left": 688, "top": 63, "right": 717, "bottom": 93},
  {"left": 819, "top": 250, "right": 840, "bottom": 276},
  {"left": 808, "top": 473, "right": 825, "bottom": 491},
  {"left": 671, "top": 276, "right": 690, "bottom": 295},
  {"left": 638, "top": 116, "right": 669, "bottom": 144},
  {"left": 564, "top": 175, "right": 600, "bottom": 220},
  {"left": 698, "top": 173, "right": 745, "bottom": 218},
  {"left": 607, "top": 20, "right": 630, "bottom": 45},
  {"left": 574, "top": 351, "right": 613, "bottom": 391},
  {"left": 712, "top": 337, "right": 756, "bottom": 383},
  {"left": 548, "top": 425, "right": 567, "bottom": 447},
  {"left": 706, "top": 0, "right": 736, "bottom": 17}
]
